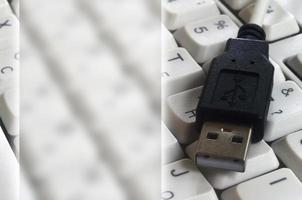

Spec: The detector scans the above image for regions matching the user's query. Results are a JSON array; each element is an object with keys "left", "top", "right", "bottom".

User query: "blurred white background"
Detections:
[{"left": 21, "top": 0, "right": 161, "bottom": 199}]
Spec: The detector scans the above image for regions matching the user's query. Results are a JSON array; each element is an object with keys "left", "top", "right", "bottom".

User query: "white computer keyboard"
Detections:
[
  {"left": 18, "top": 0, "right": 302, "bottom": 199},
  {"left": 0, "top": 0, "right": 19, "bottom": 200},
  {"left": 21, "top": 0, "right": 160, "bottom": 199},
  {"left": 162, "top": 0, "right": 302, "bottom": 199}
]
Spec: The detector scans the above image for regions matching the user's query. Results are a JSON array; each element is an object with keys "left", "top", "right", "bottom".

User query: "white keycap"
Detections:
[
  {"left": 286, "top": 52, "right": 302, "bottom": 79},
  {"left": 274, "top": 0, "right": 302, "bottom": 26},
  {"left": 0, "top": 49, "right": 18, "bottom": 94},
  {"left": 270, "top": 34, "right": 302, "bottom": 88},
  {"left": 0, "top": 89, "right": 18, "bottom": 136},
  {"left": 272, "top": 130, "right": 302, "bottom": 181},
  {"left": 0, "top": 13, "right": 19, "bottom": 43},
  {"left": 0, "top": 127, "right": 18, "bottom": 200},
  {"left": 239, "top": 0, "right": 299, "bottom": 41},
  {"left": 21, "top": 173, "right": 38, "bottom": 200},
  {"left": 162, "top": 25, "right": 178, "bottom": 51},
  {"left": 0, "top": 0, "right": 14, "bottom": 14},
  {"left": 0, "top": 0, "right": 9, "bottom": 7},
  {"left": 164, "top": 86, "right": 202, "bottom": 144},
  {"left": 162, "top": 159, "right": 218, "bottom": 200},
  {"left": 186, "top": 140, "right": 279, "bottom": 190},
  {"left": 162, "top": 48, "right": 206, "bottom": 97},
  {"left": 10, "top": 0, "right": 19, "bottom": 17},
  {"left": 162, "top": 0, "right": 220, "bottom": 30},
  {"left": 201, "top": 59, "right": 212, "bottom": 75},
  {"left": 14, "top": 135, "right": 19, "bottom": 158},
  {"left": 265, "top": 81, "right": 302, "bottom": 142},
  {"left": 221, "top": 168, "right": 302, "bottom": 200},
  {"left": 162, "top": 122, "right": 184, "bottom": 164},
  {"left": 174, "top": 15, "right": 238, "bottom": 63},
  {"left": 270, "top": 58, "right": 285, "bottom": 84},
  {"left": 222, "top": 0, "right": 254, "bottom": 10}
]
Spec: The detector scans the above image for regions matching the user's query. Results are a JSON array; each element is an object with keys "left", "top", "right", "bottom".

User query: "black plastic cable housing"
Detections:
[{"left": 237, "top": 24, "right": 266, "bottom": 41}]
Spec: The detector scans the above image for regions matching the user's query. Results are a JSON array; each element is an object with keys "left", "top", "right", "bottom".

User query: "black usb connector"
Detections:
[{"left": 194, "top": 24, "right": 274, "bottom": 172}]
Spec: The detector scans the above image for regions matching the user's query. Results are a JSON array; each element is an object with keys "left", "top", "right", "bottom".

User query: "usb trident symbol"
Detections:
[{"left": 221, "top": 76, "right": 247, "bottom": 107}]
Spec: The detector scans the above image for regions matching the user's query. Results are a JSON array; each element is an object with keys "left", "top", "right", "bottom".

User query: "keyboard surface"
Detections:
[
  {"left": 0, "top": 0, "right": 19, "bottom": 199},
  {"left": 21, "top": 0, "right": 160, "bottom": 199},
  {"left": 18, "top": 0, "right": 302, "bottom": 199},
  {"left": 162, "top": 0, "right": 302, "bottom": 199}
]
